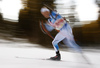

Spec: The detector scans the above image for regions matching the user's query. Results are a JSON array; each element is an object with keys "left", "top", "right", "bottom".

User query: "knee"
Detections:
[
  {"left": 52, "top": 41, "right": 55, "bottom": 45},
  {"left": 52, "top": 40, "right": 58, "bottom": 45}
]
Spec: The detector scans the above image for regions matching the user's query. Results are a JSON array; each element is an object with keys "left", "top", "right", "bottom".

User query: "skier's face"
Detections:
[{"left": 41, "top": 11, "right": 50, "bottom": 18}]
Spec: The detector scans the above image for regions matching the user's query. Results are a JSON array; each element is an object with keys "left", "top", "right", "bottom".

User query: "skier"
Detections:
[{"left": 40, "top": 6, "right": 82, "bottom": 61}]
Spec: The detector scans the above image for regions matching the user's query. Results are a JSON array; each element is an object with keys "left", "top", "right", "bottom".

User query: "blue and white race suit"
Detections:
[{"left": 45, "top": 11, "right": 82, "bottom": 53}]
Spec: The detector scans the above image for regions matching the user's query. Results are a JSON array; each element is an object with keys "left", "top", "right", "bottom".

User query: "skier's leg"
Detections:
[
  {"left": 63, "top": 38, "right": 82, "bottom": 53},
  {"left": 50, "top": 32, "right": 65, "bottom": 60},
  {"left": 63, "top": 38, "right": 91, "bottom": 64},
  {"left": 52, "top": 32, "right": 65, "bottom": 52}
]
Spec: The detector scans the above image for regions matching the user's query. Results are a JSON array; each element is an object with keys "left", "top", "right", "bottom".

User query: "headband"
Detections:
[{"left": 40, "top": 8, "right": 50, "bottom": 12}]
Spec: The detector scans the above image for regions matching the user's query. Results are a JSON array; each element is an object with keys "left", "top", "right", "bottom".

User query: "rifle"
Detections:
[{"left": 39, "top": 20, "right": 54, "bottom": 39}]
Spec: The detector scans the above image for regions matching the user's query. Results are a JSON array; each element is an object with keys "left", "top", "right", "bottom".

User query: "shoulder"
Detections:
[{"left": 51, "top": 11, "right": 58, "bottom": 15}]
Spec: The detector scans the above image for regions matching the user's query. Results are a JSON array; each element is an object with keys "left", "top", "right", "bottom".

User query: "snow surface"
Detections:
[{"left": 0, "top": 39, "right": 100, "bottom": 68}]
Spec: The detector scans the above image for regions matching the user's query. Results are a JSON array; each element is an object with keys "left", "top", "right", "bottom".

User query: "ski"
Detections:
[
  {"left": 15, "top": 56, "right": 90, "bottom": 64},
  {"left": 15, "top": 56, "right": 61, "bottom": 61}
]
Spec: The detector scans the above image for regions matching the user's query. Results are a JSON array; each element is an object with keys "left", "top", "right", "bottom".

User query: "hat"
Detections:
[{"left": 40, "top": 7, "right": 50, "bottom": 12}]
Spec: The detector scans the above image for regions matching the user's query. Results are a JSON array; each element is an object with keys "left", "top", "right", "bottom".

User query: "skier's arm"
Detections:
[
  {"left": 46, "top": 21, "right": 60, "bottom": 32},
  {"left": 44, "top": 21, "right": 54, "bottom": 32}
]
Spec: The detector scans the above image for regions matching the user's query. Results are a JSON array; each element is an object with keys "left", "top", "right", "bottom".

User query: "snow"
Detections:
[{"left": 0, "top": 39, "right": 100, "bottom": 68}]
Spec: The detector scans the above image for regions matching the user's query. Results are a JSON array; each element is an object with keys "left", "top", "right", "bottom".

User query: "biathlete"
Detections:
[{"left": 40, "top": 7, "right": 82, "bottom": 61}]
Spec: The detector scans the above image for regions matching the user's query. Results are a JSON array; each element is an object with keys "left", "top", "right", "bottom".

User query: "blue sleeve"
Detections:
[
  {"left": 51, "top": 11, "right": 57, "bottom": 16},
  {"left": 44, "top": 23, "right": 54, "bottom": 32},
  {"left": 51, "top": 11, "right": 62, "bottom": 19}
]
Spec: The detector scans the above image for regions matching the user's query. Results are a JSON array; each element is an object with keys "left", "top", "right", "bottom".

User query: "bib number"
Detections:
[{"left": 54, "top": 18, "right": 66, "bottom": 30}]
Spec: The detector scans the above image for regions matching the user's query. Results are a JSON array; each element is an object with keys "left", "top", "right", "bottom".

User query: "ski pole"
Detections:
[{"left": 80, "top": 52, "right": 91, "bottom": 64}]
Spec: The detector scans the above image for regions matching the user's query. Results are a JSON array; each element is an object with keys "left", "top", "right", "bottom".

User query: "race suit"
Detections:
[{"left": 45, "top": 11, "right": 82, "bottom": 53}]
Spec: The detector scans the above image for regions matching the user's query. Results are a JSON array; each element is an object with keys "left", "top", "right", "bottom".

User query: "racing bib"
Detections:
[{"left": 54, "top": 18, "right": 66, "bottom": 30}]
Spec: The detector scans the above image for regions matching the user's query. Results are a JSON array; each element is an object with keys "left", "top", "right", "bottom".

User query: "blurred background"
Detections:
[{"left": 0, "top": 0, "right": 100, "bottom": 48}]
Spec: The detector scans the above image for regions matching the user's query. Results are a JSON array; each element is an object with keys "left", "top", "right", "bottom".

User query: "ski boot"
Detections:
[{"left": 50, "top": 51, "right": 61, "bottom": 61}]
